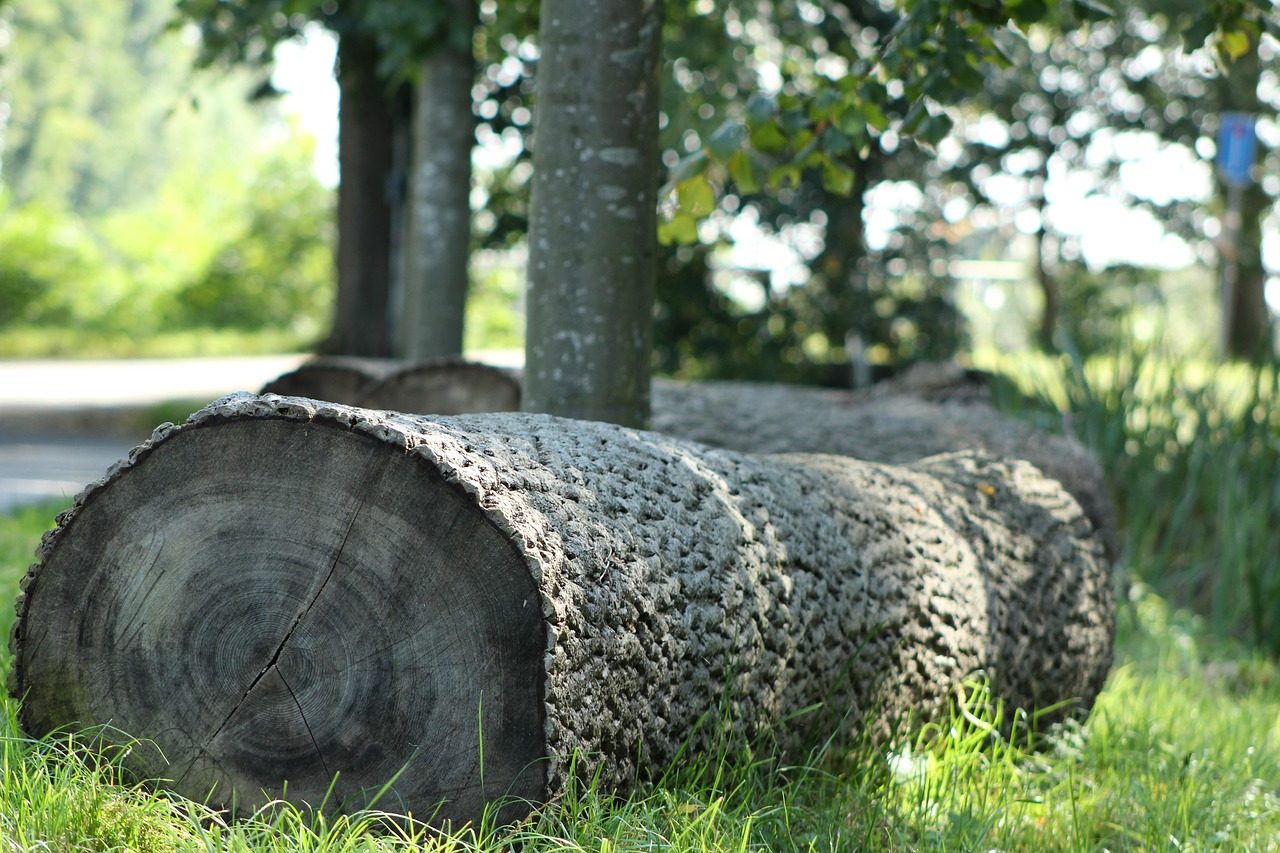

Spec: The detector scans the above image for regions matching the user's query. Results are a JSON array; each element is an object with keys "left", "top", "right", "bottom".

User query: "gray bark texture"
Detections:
[
  {"left": 11, "top": 393, "right": 1113, "bottom": 825},
  {"left": 266, "top": 360, "right": 1116, "bottom": 558},
  {"left": 396, "top": 5, "right": 477, "bottom": 361},
  {"left": 650, "top": 369, "right": 1117, "bottom": 560},
  {"left": 523, "top": 0, "right": 663, "bottom": 427}
]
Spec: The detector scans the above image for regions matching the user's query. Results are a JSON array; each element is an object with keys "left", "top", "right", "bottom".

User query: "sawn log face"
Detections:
[{"left": 10, "top": 393, "right": 1113, "bottom": 824}]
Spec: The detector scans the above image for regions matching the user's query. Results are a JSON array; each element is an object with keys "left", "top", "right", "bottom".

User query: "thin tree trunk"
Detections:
[
  {"left": 324, "top": 35, "right": 398, "bottom": 357},
  {"left": 524, "top": 0, "right": 664, "bottom": 427},
  {"left": 1217, "top": 38, "right": 1274, "bottom": 361},
  {"left": 396, "top": 2, "right": 477, "bottom": 360},
  {"left": 1225, "top": 179, "right": 1272, "bottom": 361},
  {"left": 811, "top": 151, "right": 877, "bottom": 387},
  {"left": 1035, "top": 223, "right": 1058, "bottom": 351}
]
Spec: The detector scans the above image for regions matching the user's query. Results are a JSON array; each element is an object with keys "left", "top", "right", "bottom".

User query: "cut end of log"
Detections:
[{"left": 10, "top": 401, "right": 546, "bottom": 823}]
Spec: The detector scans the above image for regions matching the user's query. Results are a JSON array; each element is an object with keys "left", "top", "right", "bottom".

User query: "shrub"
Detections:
[{"left": 0, "top": 199, "right": 109, "bottom": 327}]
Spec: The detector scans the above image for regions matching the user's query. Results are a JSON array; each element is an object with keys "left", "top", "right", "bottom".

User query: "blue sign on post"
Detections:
[{"left": 1217, "top": 112, "right": 1257, "bottom": 186}]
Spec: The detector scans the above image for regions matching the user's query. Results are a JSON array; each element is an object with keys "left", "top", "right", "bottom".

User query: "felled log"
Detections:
[
  {"left": 262, "top": 357, "right": 520, "bottom": 415},
  {"left": 10, "top": 394, "right": 1113, "bottom": 825},
  {"left": 260, "top": 356, "right": 405, "bottom": 402},
  {"left": 651, "top": 376, "right": 1117, "bottom": 559},
  {"left": 358, "top": 359, "right": 520, "bottom": 415}
]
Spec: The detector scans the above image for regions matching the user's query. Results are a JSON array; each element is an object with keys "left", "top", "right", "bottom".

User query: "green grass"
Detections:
[
  {"left": 4, "top": 512, "right": 1280, "bottom": 848},
  {"left": 979, "top": 349, "right": 1280, "bottom": 653}
]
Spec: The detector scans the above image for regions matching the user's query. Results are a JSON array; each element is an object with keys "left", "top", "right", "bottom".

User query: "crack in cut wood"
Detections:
[
  {"left": 280, "top": 670, "right": 330, "bottom": 778},
  {"left": 197, "top": 486, "right": 370, "bottom": 770}
]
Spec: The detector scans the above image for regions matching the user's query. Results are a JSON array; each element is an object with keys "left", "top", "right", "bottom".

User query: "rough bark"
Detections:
[
  {"left": 263, "top": 360, "right": 1115, "bottom": 558},
  {"left": 523, "top": 0, "right": 664, "bottom": 427},
  {"left": 395, "top": 3, "right": 477, "bottom": 361},
  {"left": 650, "top": 372, "right": 1117, "bottom": 561},
  {"left": 13, "top": 393, "right": 1112, "bottom": 825},
  {"left": 260, "top": 357, "right": 519, "bottom": 415}
]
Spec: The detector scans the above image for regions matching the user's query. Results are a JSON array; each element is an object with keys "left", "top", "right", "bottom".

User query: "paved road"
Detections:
[
  {"left": 0, "top": 351, "right": 523, "bottom": 514},
  {"left": 0, "top": 355, "right": 308, "bottom": 512}
]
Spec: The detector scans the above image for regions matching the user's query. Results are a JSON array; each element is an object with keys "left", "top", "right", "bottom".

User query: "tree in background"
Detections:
[
  {"left": 652, "top": 0, "right": 967, "bottom": 385},
  {"left": 174, "top": 0, "right": 530, "bottom": 360},
  {"left": 945, "top": 0, "right": 1279, "bottom": 358},
  {"left": 174, "top": 0, "right": 478, "bottom": 358},
  {"left": 0, "top": 0, "right": 209, "bottom": 215},
  {"left": 395, "top": 0, "right": 477, "bottom": 361}
]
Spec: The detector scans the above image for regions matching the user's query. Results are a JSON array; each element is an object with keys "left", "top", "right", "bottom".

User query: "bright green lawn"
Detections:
[{"left": 2, "top": 497, "right": 1279, "bottom": 851}]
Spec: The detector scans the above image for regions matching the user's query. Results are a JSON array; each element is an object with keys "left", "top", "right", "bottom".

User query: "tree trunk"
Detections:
[
  {"left": 813, "top": 153, "right": 874, "bottom": 386},
  {"left": 323, "top": 35, "right": 399, "bottom": 357},
  {"left": 523, "top": 0, "right": 664, "bottom": 427},
  {"left": 259, "top": 359, "right": 1116, "bottom": 557},
  {"left": 1216, "top": 38, "right": 1275, "bottom": 362},
  {"left": 13, "top": 393, "right": 1113, "bottom": 826},
  {"left": 1223, "top": 179, "right": 1272, "bottom": 362},
  {"left": 1034, "top": 218, "right": 1058, "bottom": 352},
  {"left": 395, "top": 2, "right": 477, "bottom": 361}
]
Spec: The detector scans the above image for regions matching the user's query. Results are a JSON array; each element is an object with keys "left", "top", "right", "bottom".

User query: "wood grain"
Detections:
[{"left": 13, "top": 416, "right": 544, "bottom": 822}]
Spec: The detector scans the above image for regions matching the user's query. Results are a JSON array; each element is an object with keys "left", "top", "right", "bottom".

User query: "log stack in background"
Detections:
[
  {"left": 261, "top": 356, "right": 521, "bottom": 416},
  {"left": 10, "top": 393, "right": 1114, "bottom": 825}
]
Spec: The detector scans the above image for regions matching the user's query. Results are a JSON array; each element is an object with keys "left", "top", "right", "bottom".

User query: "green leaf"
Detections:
[
  {"left": 862, "top": 98, "right": 890, "bottom": 132},
  {"left": 677, "top": 175, "right": 716, "bottom": 218},
  {"left": 749, "top": 120, "right": 790, "bottom": 154},
  {"left": 727, "top": 149, "right": 761, "bottom": 195},
  {"left": 1008, "top": 0, "right": 1049, "bottom": 24},
  {"left": 811, "top": 89, "right": 842, "bottom": 119},
  {"left": 914, "top": 112, "right": 954, "bottom": 148},
  {"left": 778, "top": 107, "right": 811, "bottom": 135},
  {"left": 1220, "top": 28, "right": 1254, "bottom": 60},
  {"left": 745, "top": 93, "right": 777, "bottom": 124},
  {"left": 900, "top": 98, "right": 927, "bottom": 135},
  {"left": 706, "top": 121, "right": 748, "bottom": 161},
  {"left": 666, "top": 151, "right": 708, "bottom": 187},
  {"left": 820, "top": 157, "right": 856, "bottom": 196},
  {"left": 768, "top": 162, "right": 804, "bottom": 191},
  {"left": 797, "top": 138, "right": 823, "bottom": 166},
  {"left": 658, "top": 212, "right": 700, "bottom": 245},
  {"left": 834, "top": 106, "right": 868, "bottom": 141},
  {"left": 820, "top": 125, "right": 854, "bottom": 157}
]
